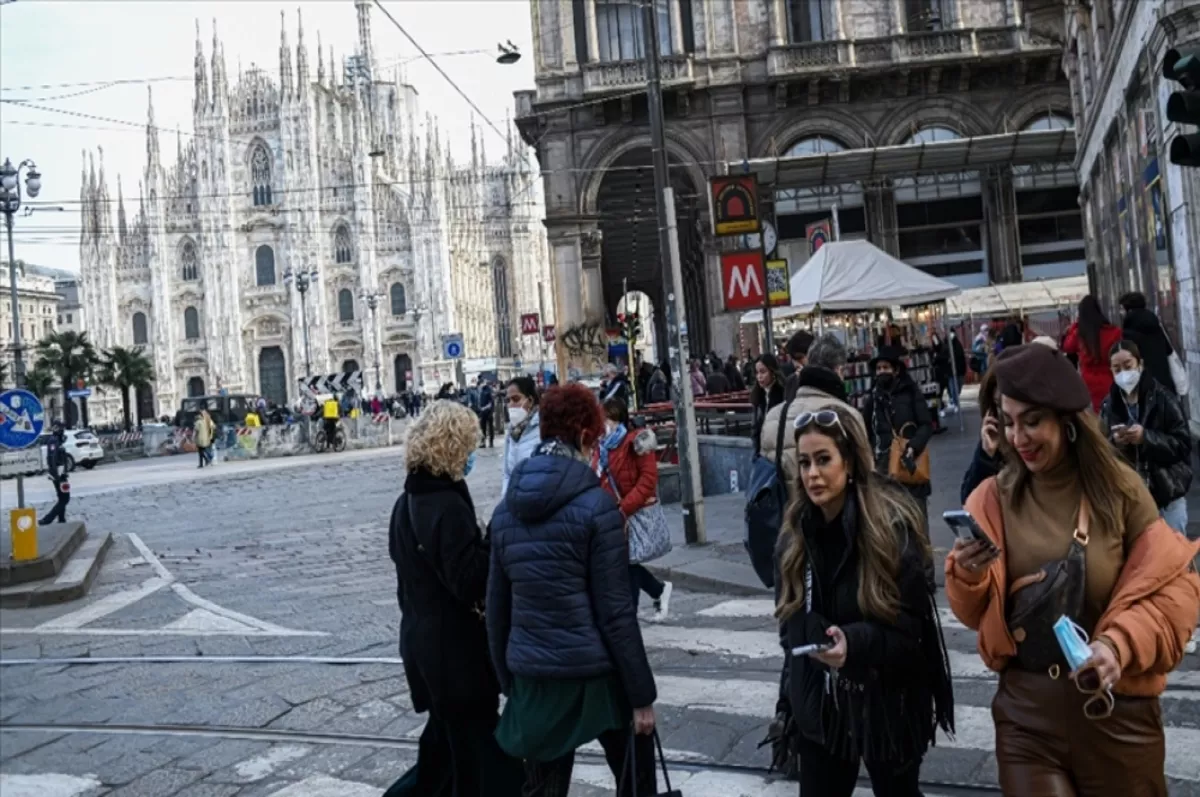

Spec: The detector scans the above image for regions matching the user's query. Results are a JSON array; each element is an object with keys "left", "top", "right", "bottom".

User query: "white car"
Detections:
[{"left": 34, "top": 429, "right": 105, "bottom": 472}]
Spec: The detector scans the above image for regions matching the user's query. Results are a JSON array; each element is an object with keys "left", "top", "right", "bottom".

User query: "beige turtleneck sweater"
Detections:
[{"left": 999, "top": 454, "right": 1159, "bottom": 632}]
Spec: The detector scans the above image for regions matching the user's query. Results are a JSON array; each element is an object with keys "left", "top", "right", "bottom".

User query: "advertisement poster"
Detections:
[
  {"left": 1143, "top": 159, "right": 1167, "bottom": 253},
  {"left": 766, "top": 259, "right": 790, "bottom": 307}
]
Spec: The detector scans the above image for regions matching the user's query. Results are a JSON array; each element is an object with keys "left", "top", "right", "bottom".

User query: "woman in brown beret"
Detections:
[{"left": 944, "top": 343, "right": 1200, "bottom": 796}]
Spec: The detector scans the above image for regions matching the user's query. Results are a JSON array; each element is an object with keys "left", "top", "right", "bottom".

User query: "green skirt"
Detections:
[{"left": 495, "top": 674, "right": 630, "bottom": 763}]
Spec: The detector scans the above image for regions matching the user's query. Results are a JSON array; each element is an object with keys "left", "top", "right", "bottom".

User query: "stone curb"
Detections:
[
  {"left": 641, "top": 560, "right": 770, "bottom": 597},
  {"left": 0, "top": 531, "right": 113, "bottom": 609},
  {"left": 0, "top": 522, "right": 87, "bottom": 587}
]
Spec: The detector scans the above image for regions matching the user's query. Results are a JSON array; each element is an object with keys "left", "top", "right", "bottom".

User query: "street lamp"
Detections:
[
  {"left": 1, "top": 156, "right": 43, "bottom": 390},
  {"left": 359, "top": 288, "right": 383, "bottom": 394},
  {"left": 283, "top": 265, "right": 319, "bottom": 379},
  {"left": 496, "top": 41, "right": 521, "bottom": 65}
]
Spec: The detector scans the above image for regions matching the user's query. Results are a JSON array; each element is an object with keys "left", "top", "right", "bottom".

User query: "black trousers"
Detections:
[
  {"left": 480, "top": 413, "right": 495, "bottom": 446},
  {"left": 796, "top": 737, "right": 923, "bottom": 797},
  {"left": 384, "top": 706, "right": 524, "bottom": 797},
  {"left": 629, "top": 564, "right": 664, "bottom": 609},
  {"left": 41, "top": 484, "right": 69, "bottom": 524},
  {"left": 522, "top": 728, "right": 655, "bottom": 797}
]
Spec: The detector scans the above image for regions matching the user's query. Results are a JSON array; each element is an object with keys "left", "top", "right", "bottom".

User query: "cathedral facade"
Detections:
[{"left": 78, "top": 0, "right": 550, "bottom": 422}]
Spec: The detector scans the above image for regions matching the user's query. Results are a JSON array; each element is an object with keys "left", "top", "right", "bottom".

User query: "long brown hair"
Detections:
[
  {"left": 775, "top": 405, "right": 928, "bottom": 624},
  {"left": 997, "top": 410, "right": 1142, "bottom": 540}
]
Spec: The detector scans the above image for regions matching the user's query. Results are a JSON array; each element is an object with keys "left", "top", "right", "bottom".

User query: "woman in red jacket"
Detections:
[
  {"left": 1062, "top": 295, "right": 1123, "bottom": 412},
  {"left": 592, "top": 397, "right": 672, "bottom": 621}
]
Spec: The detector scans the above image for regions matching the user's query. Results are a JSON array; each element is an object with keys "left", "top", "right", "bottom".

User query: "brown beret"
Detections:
[{"left": 993, "top": 344, "right": 1091, "bottom": 413}]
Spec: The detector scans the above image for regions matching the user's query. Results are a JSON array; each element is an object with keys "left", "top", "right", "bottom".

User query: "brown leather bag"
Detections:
[
  {"left": 888, "top": 423, "right": 931, "bottom": 486},
  {"left": 1006, "top": 501, "right": 1090, "bottom": 672}
]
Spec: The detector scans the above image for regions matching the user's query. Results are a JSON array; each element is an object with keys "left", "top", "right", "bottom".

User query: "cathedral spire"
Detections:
[
  {"left": 211, "top": 19, "right": 228, "bottom": 113},
  {"left": 355, "top": 0, "right": 375, "bottom": 79},
  {"left": 177, "top": 126, "right": 184, "bottom": 165},
  {"left": 470, "top": 115, "right": 479, "bottom": 171},
  {"left": 317, "top": 30, "right": 325, "bottom": 86},
  {"left": 296, "top": 8, "right": 309, "bottom": 96},
  {"left": 507, "top": 112, "right": 514, "bottom": 162},
  {"left": 146, "top": 86, "right": 160, "bottom": 168},
  {"left": 80, "top": 150, "right": 90, "bottom": 236},
  {"left": 279, "top": 10, "right": 294, "bottom": 98},
  {"left": 117, "top": 174, "right": 128, "bottom": 242},
  {"left": 330, "top": 45, "right": 337, "bottom": 88},
  {"left": 194, "top": 19, "right": 208, "bottom": 113}
]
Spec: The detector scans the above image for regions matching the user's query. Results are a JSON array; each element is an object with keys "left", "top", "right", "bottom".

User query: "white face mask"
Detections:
[
  {"left": 508, "top": 407, "right": 528, "bottom": 426},
  {"left": 1114, "top": 369, "right": 1141, "bottom": 394}
]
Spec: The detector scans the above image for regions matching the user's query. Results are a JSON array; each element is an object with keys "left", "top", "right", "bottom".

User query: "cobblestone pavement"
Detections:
[{"left": 2, "top": 427, "right": 1199, "bottom": 796}]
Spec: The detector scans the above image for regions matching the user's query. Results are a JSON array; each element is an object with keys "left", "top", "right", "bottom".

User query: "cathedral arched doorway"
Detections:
[
  {"left": 394, "top": 354, "right": 413, "bottom": 393},
  {"left": 596, "top": 148, "right": 709, "bottom": 361},
  {"left": 342, "top": 359, "right": 360, "bottom": 375},
  {"left": 136, "top": 384, "right": 155, "bottom": 425},
  {"left": 187, "top": 377, "right": 206, "bottom": 398},
  {"left": 258, "top": 346, "right": 287, "bottom": 406}
]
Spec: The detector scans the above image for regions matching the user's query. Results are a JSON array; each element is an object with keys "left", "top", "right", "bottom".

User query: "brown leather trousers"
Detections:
[{"left": 993, "top": 668, "right": 1167, "bottom": 797}]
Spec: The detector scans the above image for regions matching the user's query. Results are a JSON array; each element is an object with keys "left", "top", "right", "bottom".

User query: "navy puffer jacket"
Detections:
[{"left": 487, "top": 447, "right": 657, "bottom": 709}]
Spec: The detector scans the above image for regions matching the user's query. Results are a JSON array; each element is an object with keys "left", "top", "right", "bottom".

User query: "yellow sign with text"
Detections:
[{"left": 9, "top": 507, "right": 38, "bottom": 562}]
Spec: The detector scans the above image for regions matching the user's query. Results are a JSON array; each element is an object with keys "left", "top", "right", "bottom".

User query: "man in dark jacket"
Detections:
[
  {"left": 40, "top": 422, "right": 71, "bottom": 525},
  {"left": 477, "top": 379, "right": 496, "bottom": 447},
  {"left": 1120, "top": 292, "right": 1178, "bottom": 395},
  {"left": 782, "top": 330, "right": 815, "bottom": 400}
]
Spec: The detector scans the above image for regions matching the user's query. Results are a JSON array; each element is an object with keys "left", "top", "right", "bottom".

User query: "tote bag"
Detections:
[{"left": 604, "top": 470, "right": 672, "bottom": 564}]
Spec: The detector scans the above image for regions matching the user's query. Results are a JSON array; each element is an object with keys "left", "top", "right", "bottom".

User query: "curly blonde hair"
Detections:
[{"left": 404, "top": 400, "right": 479, "bottom": 479}]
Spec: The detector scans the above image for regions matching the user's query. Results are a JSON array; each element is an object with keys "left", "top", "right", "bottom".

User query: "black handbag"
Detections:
[
  {"left": 620, "top": 728, "right": 682, "bottom": 797},
  {"left": 1006, "top": 500, "right": 1090, "bottom": 672}
]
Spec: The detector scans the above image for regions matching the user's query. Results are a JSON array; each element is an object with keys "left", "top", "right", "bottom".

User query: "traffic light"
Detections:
[{"left": 1163, "top": 48, "right": 1200, "bottom": 167}]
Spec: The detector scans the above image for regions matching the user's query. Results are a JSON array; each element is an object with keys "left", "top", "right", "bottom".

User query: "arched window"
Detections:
[
  {"left": 132, "top": 312, "right": 148, "bottom": 345},
  {"left": 776, "top": 135, "right": 860, "bottom": 217},
  {"left": 180, "top": 240, "right": 199, "bottom": 282},
  {"left": 904, "top": 126, "right": 962, "bottom": 145},
  {"left": 333, "top": 225, "right": 353, "bottom": 264},
  {"left": 255, "top": 245, "right": 276, "bottom": 286},
  {"left": 893, "top": 125, "right": 979, "bottom": 202},
  {"left": 187, "top": 376, "right": 206, "bottom": 397},
  {"left": 1022, "top": 113, "right": 1074, "bottom": 131},
  {"left": 184, "top": 306, "right": 201, "bottom": 340},
  {"left": 338, "top": 289, "right": 355, "bottom": 322},
  {"left": 390, "top": 282, "right": 407, "bottom": 316},
  {"left": 250, "top": 141, "right": 272, "bottom": 206},
  {"left": 783, "top": 135, "right": 846, "bottom": 157}
]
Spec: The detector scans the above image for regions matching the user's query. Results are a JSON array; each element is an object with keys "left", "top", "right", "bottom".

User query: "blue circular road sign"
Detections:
[
  {"left": 0, "top": 389, "right": 46, "bottom": 450},
  {"left": 445, "top": 341, "right": 463, "bottom": 358}
]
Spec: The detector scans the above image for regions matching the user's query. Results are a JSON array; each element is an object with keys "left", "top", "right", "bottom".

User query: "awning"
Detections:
[
  {"left": 945, "top": 275, "right": 1089, "bottom": 317},
  {"left": 728, "top": 129, "right": 1076, "bottom": 188}
]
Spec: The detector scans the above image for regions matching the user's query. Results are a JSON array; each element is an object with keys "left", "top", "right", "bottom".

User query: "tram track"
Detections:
[{"left": 0, "top": 721, "right": 1004, "bottom": 796}]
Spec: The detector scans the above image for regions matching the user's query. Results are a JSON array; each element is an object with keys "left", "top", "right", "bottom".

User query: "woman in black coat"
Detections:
[
  {"left": 385, "top": 400, "right": 524, "bottom": 797},
  {"left": 752, "top": 353, "right": 786, "bottom": 454}
]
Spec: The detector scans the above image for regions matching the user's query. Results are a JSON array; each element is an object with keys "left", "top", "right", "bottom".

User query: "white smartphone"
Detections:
[
  {"left": 943, "top": 510, "right": 997, "bottom": 552},
  {"left": 791, "top": 642, "right": 834, "bottom": 657},
  {"left": 1110, "top": 423, "right": 1128, "bottom": 434}
]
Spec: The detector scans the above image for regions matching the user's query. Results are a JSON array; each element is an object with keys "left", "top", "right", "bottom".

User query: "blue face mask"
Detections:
[
  {"left": 1053, "top": 615, "right": 1093, "bottom": 672},
  {"left": 463, "top": 451, "right": 477, "bottom": 477}
]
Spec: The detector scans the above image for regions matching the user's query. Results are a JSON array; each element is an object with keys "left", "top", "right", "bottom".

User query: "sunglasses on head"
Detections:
[{"left": 794, "top": 409, "right": 845, "bottom": 436}]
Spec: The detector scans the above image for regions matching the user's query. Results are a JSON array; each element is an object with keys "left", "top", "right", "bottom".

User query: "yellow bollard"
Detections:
[{"left": 9, "top": 508, "right": 38, "bottom": 562}]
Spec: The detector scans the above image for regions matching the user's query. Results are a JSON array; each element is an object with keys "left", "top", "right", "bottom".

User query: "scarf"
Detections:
[
  {"left": 596, "top": 423, "right": 628, "bottom": 475},
  {"left": 536, "top": 438, "right": 589, "bottom": 466}
]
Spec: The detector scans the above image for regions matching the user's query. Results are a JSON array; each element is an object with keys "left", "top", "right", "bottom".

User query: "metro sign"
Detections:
[
  {"left": 520, "top": 313, "right": 540, "bottom": 335},
  {"left": 720, "top": 250, "right": 766, "bottom": 311}
]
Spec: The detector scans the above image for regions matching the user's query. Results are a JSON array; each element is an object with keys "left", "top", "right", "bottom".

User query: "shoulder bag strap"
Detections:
[
  {"left": 1073, "top": 497, "right": 1091, "bottom": 548},
  {"left": 603, "top": 466, "right": 624, "bottom": 502},
  {"left": 773, "top": 398, "right": 795, "bottom": 478}
]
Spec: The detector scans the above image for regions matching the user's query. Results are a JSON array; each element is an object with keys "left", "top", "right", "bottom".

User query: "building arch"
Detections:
[
  {"left": 258, "top": 346, "right": 287, "bottom": 405},
  {"left": 255, "top": 245, "right": 276, "bottom": 286},
  {"left": 179, "top": 238, "right": 199, "bottom": 282},
  {"left": 337, "top": 288, "right": 355, "bottom": 322},
  {"left": 753, "top": 109, "right": 871, "bottom": 157},
  {"left": 579, "top": 130, "right": 709, "bottom": 217},
  {"left": 187, "top": 376, "right": 206, "bottom": 397},
  {"left": 184, "top": 306, "right": 201, "bottom": 340},
  {"left": 999, "top": 87, "right": 1074, "bottom": 132},
  {"left": 333, "top": 223, "right": 354, "bottom": 264},
  {"left": 394, "top": 353, "right": 413, "bottom": 393},
  {"left": 132, "top": 312, "right": 148, "bottom": 345},
  {"left": 248, "top": 138, "right": 273, "bottom": 206},
  {"left": 877, "top": 97, "right": 991, "bottom": 144}
]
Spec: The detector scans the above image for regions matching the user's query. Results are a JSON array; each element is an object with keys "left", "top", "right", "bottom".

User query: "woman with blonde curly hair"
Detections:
[
  {"left": 385, "top": 400, "right": 523, "bottom": 797},
  {"left": 776, "top": 403, "right": 954, "bottom": 796}
]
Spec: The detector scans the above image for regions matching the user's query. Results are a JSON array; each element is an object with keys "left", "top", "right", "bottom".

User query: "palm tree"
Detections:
[
  {"left": 35, "top": 331, "right": 100, "bottom": 427},
  {"left": 98, "top": 345, "right": 155, "bottom": 430},
  {"left": 23, "top": 364, "right": 56, "bottom": 402}
]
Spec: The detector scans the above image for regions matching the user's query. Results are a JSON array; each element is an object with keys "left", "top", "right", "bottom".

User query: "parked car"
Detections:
[{"left": 36, "top": 429, "right": 105, "bottom": 472}]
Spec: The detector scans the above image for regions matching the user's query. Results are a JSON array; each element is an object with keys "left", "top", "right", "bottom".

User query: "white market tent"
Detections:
[
  {"left": 740, "top": 240, "right": 961, "bottom": 324},
  {"left": 944, "top": 274, "right": 1088, "bottom": 317}
]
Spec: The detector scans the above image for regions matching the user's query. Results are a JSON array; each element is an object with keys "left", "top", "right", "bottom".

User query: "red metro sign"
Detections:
[
  {"left": 720, "top": 250, "right": 766, "bottom": 311},
  {"left": 520, "top": 313, "right": 540, "bottom": 335}
]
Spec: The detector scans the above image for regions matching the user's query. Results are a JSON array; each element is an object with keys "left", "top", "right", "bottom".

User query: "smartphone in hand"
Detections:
[
  {"left": 943, "top": 510, "right": 998, "bottom": 554},
  {"left": 792, "top": 642, "right": 834, "bottom": 657}
]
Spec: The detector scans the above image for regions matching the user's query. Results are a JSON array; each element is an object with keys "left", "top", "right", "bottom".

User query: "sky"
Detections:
[{"left": 0, "top": 0, "right": 537, "bottom": 274}]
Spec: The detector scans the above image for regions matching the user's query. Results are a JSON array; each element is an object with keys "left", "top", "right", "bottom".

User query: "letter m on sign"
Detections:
[{"left": 720, "top": 250, "right": 766, "bottom": 311}]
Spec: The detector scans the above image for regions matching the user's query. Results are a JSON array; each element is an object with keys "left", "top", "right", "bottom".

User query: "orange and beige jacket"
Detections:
[{"left": 945, "top": 477, "right": 1200, "bottom": 697}]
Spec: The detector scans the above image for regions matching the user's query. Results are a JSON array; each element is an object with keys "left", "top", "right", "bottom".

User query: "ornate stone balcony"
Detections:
[{"left": 581, "top": 55, "right": 694, "bottom": 95}]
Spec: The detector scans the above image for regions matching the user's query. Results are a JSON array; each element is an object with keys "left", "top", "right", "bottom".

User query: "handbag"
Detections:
[
  {"left": 604, "top": 470, "right": 672, "bottom": 565},
  {"left": 887, "top": 422, "right": 931, "bottom": 486},
  {"left": 1006, "top": 500, "right": 1089, "bottom": 672},
  {"left": 620, "top": 728, "right": 682, "bottom": 797},
  {"left": 1168, "top": 351, "right": 1189, "bottom": 397}
]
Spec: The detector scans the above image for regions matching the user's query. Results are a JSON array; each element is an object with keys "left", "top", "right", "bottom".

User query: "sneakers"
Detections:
[{"left": 651, "top": 581, "right": 673, "bottom": 622}]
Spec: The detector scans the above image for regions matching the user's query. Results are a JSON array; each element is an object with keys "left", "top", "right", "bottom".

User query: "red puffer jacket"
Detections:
[
  {"left": 591, "top": 429, "right": 659, "bottom": 517},
  {"left": 1062, "top": 321, "right": 1123, "bottom": 411}
]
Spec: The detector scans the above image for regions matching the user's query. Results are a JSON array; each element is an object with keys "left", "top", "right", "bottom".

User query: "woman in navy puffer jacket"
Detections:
[{"left": 488, "top": 383, "right": 659, "bottom": 797}]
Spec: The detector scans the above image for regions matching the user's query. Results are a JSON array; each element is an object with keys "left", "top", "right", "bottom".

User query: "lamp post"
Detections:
[
  {"left": 409, "top": 302, "right": 428, "bottom": 394},
  {"left": 283, "top": 265, "right": 319, "bottom": 379},
  {"left": 1, "top": 157, "right": 42, "bottom": 390},
  {"left": 359, "top": 289, "right": 383, "bottom": 395}
]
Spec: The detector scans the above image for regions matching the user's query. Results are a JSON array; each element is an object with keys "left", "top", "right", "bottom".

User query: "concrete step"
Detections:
[
  {"left": 0, "top": 521, "right": 87, "bottom": 587},
  {"left": 0, "top": 528, "right": 113, "bottom": 609}
]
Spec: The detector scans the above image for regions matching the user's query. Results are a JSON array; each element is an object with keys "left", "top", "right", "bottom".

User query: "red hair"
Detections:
[{"left": 539, "top": 384, "right": 605, "bottom": 448}]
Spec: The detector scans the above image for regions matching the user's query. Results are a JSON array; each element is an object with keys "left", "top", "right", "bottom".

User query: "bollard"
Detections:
[{"left": 9, "top": 507, "right": 38, "bottom": 562}]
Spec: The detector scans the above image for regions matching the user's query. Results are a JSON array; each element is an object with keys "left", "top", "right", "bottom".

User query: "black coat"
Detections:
[
  {"left": 487, "top": 447, "right": 657, "bottom": 709},
  {"left": 862, "top": 372, "right": 934, "bottom": 498},
  {"left": 960, "top": 442, "right": 1002, "bottom": 505},
  {"left": 1099, "top": 372, "right": 1193, "bottom": 507},
  {"left": 775, "top": 493, "right": 953, "bottom": 764},
  {"left": 389, "top": 469, "right": 498, "bottom": 713},
  {"left": 752, "top": 381, "right": 785, "bottom": 454},
  {"left": 1121, "top": 309, "right": 1176, "bottom": 395}
]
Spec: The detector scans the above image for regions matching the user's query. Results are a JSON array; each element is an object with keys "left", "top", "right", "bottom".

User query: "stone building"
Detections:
[
  {"left": 1061, "top": 0, "right": 1200, "bottom": 425},
  {"left": 78, "top": 0, "right": 550, "bottom": 423},
  {"left": 0, "top": 262, "right": 63, "bottom": 384},
  {"left": 515, "top": 0, "right": 1078, "bottom": 367}
]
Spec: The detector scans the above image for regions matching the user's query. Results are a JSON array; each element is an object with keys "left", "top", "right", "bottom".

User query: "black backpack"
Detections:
[{"left": 743, "top": 399, "right": 794, "bottom": 588}]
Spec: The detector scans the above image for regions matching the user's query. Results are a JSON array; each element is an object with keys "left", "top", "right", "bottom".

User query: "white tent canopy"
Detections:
[
  {"left": 740, "top": 240, "right": 961, "bottom": 323},
  {"left": 945, "top": 275, "right": 1088, "bottom": 317}
]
